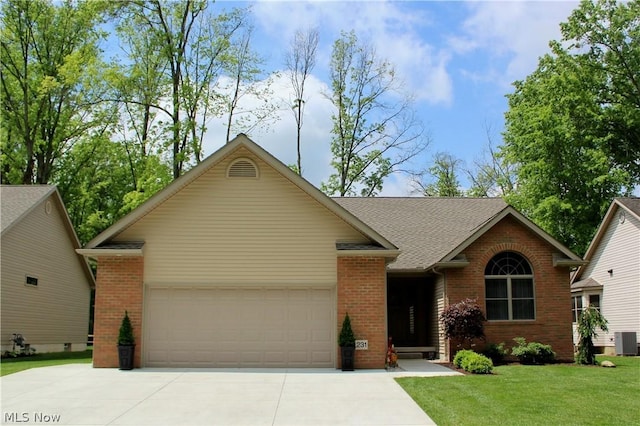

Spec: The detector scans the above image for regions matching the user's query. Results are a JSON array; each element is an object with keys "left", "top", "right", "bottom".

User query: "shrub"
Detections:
[
  {"left": 453, "top": 349, "right": 476, "bottom": 369},
  {"left": 511, "top": 337, "right": 555, "bottom": 364},
  {"left": 482, "top": 342, "right": 507, "bottom": 365},
  {"left": 118, "top": 311, "right": 135, "bottom": 345},
  {"left": 338, "top": 313, "right": 355, "bottom": 347},
  {"left": 440, "top": 298, "right": 486, "bottom": 347},
  {"left": 462, "top": 352, "right": 494, "bottom": 374},
  {"left": 575, "top": 307, "right": 608, "bottom": 365}
]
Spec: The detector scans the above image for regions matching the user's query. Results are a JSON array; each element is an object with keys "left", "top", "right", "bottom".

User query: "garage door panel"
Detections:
[{"left": 145, "top": 287, "right": 334, "bottom": 367}]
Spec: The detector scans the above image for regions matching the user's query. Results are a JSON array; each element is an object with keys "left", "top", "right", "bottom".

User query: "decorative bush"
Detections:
[
  {"left": 453, "top": 349, "right": 493, "bottom": 374},
  {"left": 575, "top": 307, "right": 608, "bottom": 365},
  {"left": 453, "top": 349, "right": 476, "bottom": 369},
  {"left": 482, "top": 342, "right": 507, "bottom": 365},
  {"left": 338, "top": 313, "right": 355, "bottom": 347},
  {"left": 118, "top": 311, "right": 135, "bottom": 345},
  {"left": 462, "top": 352, "right": 494, "bottom": 374},
  {"left": 439, "top": 298, "right": 486, "bottom": 347},
  {"left": 511, "top": 337, "right": 555, "bottom": 365}
]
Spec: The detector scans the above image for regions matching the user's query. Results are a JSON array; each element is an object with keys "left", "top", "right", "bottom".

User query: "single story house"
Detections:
[
  {"left": 571, "top": 198, "right": 640, "bottom": 355},
  {"left": 1, "top": 185, "right": 95, "bottom": 354},
  {"left": 78, "top": 135, "right": 583, "bottom": 368}
]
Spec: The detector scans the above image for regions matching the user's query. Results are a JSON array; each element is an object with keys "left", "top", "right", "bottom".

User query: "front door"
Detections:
[{"left": 387, "top": 277, "right": 430, "bottom": 347}]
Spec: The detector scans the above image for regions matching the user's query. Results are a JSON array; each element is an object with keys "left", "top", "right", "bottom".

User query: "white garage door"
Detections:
[{"left": 144, "top": 287, "right": 335, "bottom": 367}]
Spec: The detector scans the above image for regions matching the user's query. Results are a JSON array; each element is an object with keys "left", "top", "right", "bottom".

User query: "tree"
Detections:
[
  {"left": 439, "top": 298, "right": 486, "bottom": 349},
  {"left": 575, "top": 306, "right": 608, "bottom": 365},
  {"left": 412, "top": 152, "right": 464, "bottom": 197},
  {"left": 322, "top": 31, "right": 427, "bottom": 196},
  {"left": 0, "top": 0, "right": 112, "bottom": 184},
  {"left": 501, "top": 0, "right": 637, "bottom": 255},
  {"left": 561, "top": 0, "right": 640, "bottom": 181},
  {"left": 465, "top": 131, "right": 516, "bottom": 198},
  {"left": 219, "top": 26, "right": 280, "bottom": 144},
  {"left": 121, "top": 0, "right": 245, "bottom": 178},
  {"left": 285, "top": 27, "right": 319, "bottom": 176}
]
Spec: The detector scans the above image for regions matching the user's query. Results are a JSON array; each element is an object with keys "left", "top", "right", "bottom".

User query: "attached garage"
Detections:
[
  {"left": 80, "top": 135, "right": 399, "bottom": 369},
  {"left": 144, "top": 286, "right": 335, "bottom": 367}
]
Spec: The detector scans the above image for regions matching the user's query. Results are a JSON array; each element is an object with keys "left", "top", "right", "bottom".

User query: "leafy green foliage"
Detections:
[
  {"left": 511, "top": 337, "right": 555, "bottom": 365},
  {"left": 1, "top": 0, "right": 112, "bottom": 185},
  {"left": 575, "top": 307, "right": 608, "bottom": 365},
  {"left": 338, "top": 313, "right": 355, "bottom": 347},
  {"left": 453, "top": 349, "right": 493, "bottom": 374},
  {"left": 461, "top": 352, "right": 494, "bottom": 374},
  {"left": 453, "top": 349, "right": 476, "bottom": 369},
  {"left": 118, "top": 311, "right": 135, "bottom": 346},
  {"left": 482, "top": 342, "right": 507, "bottom": 365},
  {"left": 501, "top": 0, "right": 638, "bottom": 255},
  {"left": 439, "top": 299, "right": 486, "bottom": 347},
  {"left": 413, "top": 152, "right": 464, "bottom": 197}
]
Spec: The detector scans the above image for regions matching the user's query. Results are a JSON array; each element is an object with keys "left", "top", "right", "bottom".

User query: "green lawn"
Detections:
[
  {"left": 0, "top": 350, "right": 92, "bottom": 377},
  {"left": 397, "top": 356, "right": 640, "bottom": 426}
]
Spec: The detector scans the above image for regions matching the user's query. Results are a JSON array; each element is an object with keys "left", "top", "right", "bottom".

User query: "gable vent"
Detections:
[{"left": 227, "top": 158, "right": 259, "bottom": 178}]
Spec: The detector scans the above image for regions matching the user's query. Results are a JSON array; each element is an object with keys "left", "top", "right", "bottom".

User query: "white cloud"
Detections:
[
  {"left": 452, "top": 1, "right": 579, "bottom": 84},
  {"left": 250, "top": 0, "right": 453, "bottom": 105}
]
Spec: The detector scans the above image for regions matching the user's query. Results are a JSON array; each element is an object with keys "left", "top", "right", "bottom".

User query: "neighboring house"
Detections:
[
  {"left": 571, "top": 198, "right": 640, "bottom": 355},
  {"left": 78, "top": 135, "right": 583, "bottom": 369},
  {"left": 1, "top": 185, "right": 95, "bottom": 354}
]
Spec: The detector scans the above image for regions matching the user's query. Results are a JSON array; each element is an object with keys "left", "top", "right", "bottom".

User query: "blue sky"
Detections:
[{"left": 201, "top": 0, "right": 581, "bottom": 195}]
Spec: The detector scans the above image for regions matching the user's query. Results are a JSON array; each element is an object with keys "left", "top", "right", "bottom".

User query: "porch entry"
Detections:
[{"left": 387, "top": 276, "right": 436, "bottom": 357}]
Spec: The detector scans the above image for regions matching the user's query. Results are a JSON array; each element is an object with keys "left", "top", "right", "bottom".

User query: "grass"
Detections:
[
  {"left": 0, "top": 349, "right": 92, "bottom": 377},
  {"left": 397, "top": 356, "right": 640, "bottom": 426}
]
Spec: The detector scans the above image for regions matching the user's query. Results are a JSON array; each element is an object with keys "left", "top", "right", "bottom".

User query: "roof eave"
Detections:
[
  {"left": 336, "top": 249, "right": 401, "bottom": 259},
  {"left": 76, "top": 248, "right": 144, "bottom": 258}
]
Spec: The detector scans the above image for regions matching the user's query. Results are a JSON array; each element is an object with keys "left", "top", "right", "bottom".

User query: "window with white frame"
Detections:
[
  {"left": 485, "top": 252, "right": 535, "bottom": 320},
  {"left": 572, "top": 295, "right": 583, "bottom": 322}
]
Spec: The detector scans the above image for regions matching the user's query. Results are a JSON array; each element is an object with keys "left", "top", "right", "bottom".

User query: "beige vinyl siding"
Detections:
[
  {"left": 116, "top": 147, "right": 369, "bottom": 285},
  {"left": 582, "top": 208, "right": 640, "bottom": 348},
  {"left": 0, "top": 196, "right": 91, "bottom": 352},
  {"left": 434, "top": 275, "right": 445, "bottom": 360}
]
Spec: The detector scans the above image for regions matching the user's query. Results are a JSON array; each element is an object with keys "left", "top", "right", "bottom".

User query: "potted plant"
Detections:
[
  {"left": 338, "top": 313, "right": 356, "bottom": 371},
  {"left": 117, "top": 311, "right": 135, "bottom": 370}
]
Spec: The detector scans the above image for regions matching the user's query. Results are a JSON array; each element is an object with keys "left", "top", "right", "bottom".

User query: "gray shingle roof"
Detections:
[
  {"left": 617, "top": 197, "right": 640, "bottom": 217},
  {"left": 571, "top": 277, "right": 601, "bottom": 291},
  {"left": 333, "top": 197, "right": 508, "bottom": 271},
  {"left": 1, "top": 185, "right": 56, "bottom": 233}
]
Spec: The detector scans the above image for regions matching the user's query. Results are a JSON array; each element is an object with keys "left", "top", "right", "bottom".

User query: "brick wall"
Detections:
[
  {"left": 337, "top": 256, "right": 387, "bottom": 369},
  {"left": 92, "top": 256, "right": 144, "bottom": 368},
  {"left": 444, "top": 216, "right": 575, "bottom": 361}
]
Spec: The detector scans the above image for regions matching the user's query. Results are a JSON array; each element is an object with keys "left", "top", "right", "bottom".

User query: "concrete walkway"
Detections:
[{"left": 1, "top": 361, "right": 460, "bottom": 425}]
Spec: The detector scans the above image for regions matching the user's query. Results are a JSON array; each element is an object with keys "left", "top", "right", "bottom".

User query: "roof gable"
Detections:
[
  {"left": 1, "top": 185, "right": 56, "bottom": 234},
  {"left": 1, "top": 185, "right": 95, "bottom": 287},
  {"left": 84, "top": 134, "right": 398, "bottom": 252},
  {"left": 572, "top": 197, "right": 640, "bottom": 282}
]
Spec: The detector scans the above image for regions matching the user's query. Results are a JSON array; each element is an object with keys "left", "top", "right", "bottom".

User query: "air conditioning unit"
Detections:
[{"left": 614, "top": 332, "right": 637, "bottom": 355}]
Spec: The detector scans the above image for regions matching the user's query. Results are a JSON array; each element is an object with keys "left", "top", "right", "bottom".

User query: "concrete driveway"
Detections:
[{"left": 1, "top": 360, "right": 459, "bottom": 425}]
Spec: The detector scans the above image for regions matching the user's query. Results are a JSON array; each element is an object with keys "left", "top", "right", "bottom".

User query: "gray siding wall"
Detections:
[{"left": 1, "top": 196, "right": 91, "bottom": 352}]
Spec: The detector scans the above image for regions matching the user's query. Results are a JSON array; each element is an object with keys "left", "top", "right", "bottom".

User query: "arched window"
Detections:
[{"left": 485, "top": 252, "right": 535, "bottom": 320}]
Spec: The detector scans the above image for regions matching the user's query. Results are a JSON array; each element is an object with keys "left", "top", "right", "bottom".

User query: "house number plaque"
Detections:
[{"left": 355, "top": 340, "right": 368, "bottom": 350}]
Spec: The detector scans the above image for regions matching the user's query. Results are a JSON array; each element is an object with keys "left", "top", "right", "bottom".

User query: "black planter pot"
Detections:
[
  {"left": 340, "top": 345, "right": 355, "bottom": 371},
  {"left": 118, "top": 344, "right": 135, "bottom": 370}
]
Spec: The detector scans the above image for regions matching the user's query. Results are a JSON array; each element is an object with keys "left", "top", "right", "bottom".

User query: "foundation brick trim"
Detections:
[
  {"left": 337, "top": 256, "right": 387, "bottom": 369},
  {"left": 92, "top": 256, "right": 144, "bottom": 368}
]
